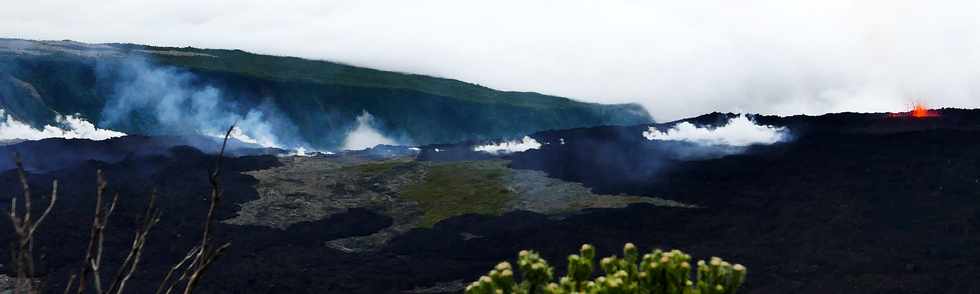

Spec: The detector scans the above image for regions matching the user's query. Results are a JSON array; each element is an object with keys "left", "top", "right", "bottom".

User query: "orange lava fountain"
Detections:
[
  {"left": 910, "top": 102, "right": 939, "bottom": 118},
  {"left": 890, "top": 102, "right": 940, "bottom": 119}
]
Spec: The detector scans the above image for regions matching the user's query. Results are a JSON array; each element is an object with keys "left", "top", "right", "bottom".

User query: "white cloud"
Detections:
[
  {"left": 0, "top": 109, "right": 126, "bottom": 141},
  {"left": 3, "top": 1, "right": 980, "bottom": 120},
  {"left": 643, "top": 115, "right": 787, "bottom": 146},
  {"left": 341, "top": 111, "right": 396, "bottom": 150},
  {"left": 474, "top": 136, "right": 542, "bottom": 154}
]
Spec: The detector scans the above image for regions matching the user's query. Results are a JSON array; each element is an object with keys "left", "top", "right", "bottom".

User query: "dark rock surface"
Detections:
[{"left": 1, "top": 109, "right": 980, "bottom": 293}]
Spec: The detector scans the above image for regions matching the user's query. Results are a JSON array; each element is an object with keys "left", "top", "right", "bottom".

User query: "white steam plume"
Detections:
[
  {"left": 100, "top": 57, "right": 307, "bottom": 151},
  {"left": 643, "top": 115, "right": 788, "bottom": 146},
  {"left": 473, "top": 136, "right": 542, "bottom": 154},
  {"left": 341, "top": 111, "right": 396, "bottom": 150},
  {"left": 0, "top": 109, "right": 126, "bottom": 141}
]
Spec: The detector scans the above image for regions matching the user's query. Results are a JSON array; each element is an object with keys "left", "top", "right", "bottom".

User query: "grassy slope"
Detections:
[
  {"left": 0, "top": 39, "right": 652, "bottom": 148},
  {"left": 117, "top": 43, "right": 584, "bottom": 109}
]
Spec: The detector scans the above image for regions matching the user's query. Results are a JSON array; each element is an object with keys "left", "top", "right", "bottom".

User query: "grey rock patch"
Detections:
[
  {"left": 505, "top": 168, "right": 696, "bottom": 214},
  {"left": 0, "top": 274, "right": 12, "bottom": 294},
  {"left": 403, "top": 280, "right": 468, "bottom": 294},
  {"left": 0, "top": 274, "right": 42, "bottom": 294},
  {"left": 0, "top": 39, "right": 122, "bottom": 58},
  {"left": 223, "top": 155, "right": 422, "bottom": 230},
  {"left": 133, "top": 49, "right": 216, "bottom": 57},
  {"left": 459, "top": 232, "right": 483, "bottom": 240},
  {"left": 324, "top": 220, "right": 419, "bottom": 253},
  {"left": 225, "top": 156, "right": 694, "bottom": 252},
  {"left": 0, "top": 39, "right": 215, "bottom": 59}
]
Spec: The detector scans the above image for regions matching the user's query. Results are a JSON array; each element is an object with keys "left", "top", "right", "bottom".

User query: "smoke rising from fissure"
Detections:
[
  {"left": 643, "top": 115, "right": 789, "bottom": 147},
  {"left": 341, "top": 111, "right": 397, "bottom": 150},
  {"left": 473, "top": 136, "right": 542, "bottom": 154},
  {"left": 98, "top": 57, "right": 308, "bottom": 150},
  {"left": 0, "top": 109, "right": 125, "bottom": 142}
]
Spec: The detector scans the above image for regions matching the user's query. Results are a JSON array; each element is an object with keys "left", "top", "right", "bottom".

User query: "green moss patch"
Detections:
[
  {"left": 341, "top": 160, "right": 411, "bottom": 176},
  {"left": 401, "top": 161, "right": 513, "bottom": 228}
]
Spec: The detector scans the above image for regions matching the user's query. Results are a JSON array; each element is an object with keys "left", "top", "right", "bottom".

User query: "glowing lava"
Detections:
[
  {"left": 910, "top": 102, "right": 939, "bottom": 118},
  {"left": 890, "top": 102, "right": 940, "bottom": 119}
]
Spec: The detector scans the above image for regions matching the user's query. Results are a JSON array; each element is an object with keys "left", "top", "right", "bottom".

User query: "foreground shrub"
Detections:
[{"left": 465, "top": 243, "right": 746, "bottom": 294}]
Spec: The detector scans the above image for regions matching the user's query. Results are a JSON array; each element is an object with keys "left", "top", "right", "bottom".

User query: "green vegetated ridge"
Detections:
[{"left": 0, "top": 38, "right": 651, "bottom": 148}]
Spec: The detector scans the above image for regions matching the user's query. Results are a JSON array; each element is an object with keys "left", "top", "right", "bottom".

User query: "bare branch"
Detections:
[
  {"left": 71, "top": 170, "right": 125, "bottom": 294},
  {"left": 15, "top": 155, "right": 32, "bottom": 229},
  {"left": 181, "top": 242, "right": 230, "bottom": 294},
  {"left": 107, "top": 190, "right": 161, "bottom": 294},
  {"left": 27, "top": 180, "right": 57, "bottom": 238},
  {"left": 7, "top": 153, "right": 57, "bottom": 294},
  {"left": 8, "top": 124, "right": 237, "bottom": 294},
  {"left": 63, "top": 273, "right": 77, "bottom": 294},
  {"left": 174, "top": 123, "right": 236, "bottom": 294},
  {"left": 156, "top": 245, "right": 200, "bottom": 294}
]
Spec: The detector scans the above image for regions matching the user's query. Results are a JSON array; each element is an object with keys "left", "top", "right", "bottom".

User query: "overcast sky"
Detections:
[{"left": 3, "top": 0, "right": 979, "bottom": 120}]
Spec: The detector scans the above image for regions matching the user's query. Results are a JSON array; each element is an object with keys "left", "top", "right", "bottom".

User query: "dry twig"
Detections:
[
  {"left": 159, "top": 124, "right": 235, "bottom": 294},
  {"left": 11, "top": 124, "right": 237, "bottom": 294},
  {"left": 7, "top": 153, "right": 58, "bottom": 294}
]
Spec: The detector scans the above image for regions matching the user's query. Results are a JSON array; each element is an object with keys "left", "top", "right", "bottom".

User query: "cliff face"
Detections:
[{"left": 0, "top": 38, "right": 652, "bottom": 149}]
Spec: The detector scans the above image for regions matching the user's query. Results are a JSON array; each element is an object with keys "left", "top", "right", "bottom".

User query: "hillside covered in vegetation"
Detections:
[{"left": 0, "top": 38, "right": 651, "bottom": 149}]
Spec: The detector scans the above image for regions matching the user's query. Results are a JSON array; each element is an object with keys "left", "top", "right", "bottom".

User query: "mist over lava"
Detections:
[
  {"left": 97, "top": 57, "right": 306, "bottom": 149},
  {"left": 643, "top": 115, "right": 790, "bottom": 147},
  {"left": 0, "top": 54, "right": 412, "bottom": 153},
  {"left": 0, "top": 109, "right": 125, "bottom": 143},
  {"left": 341, "top": 111, "right": 399, "bottom": 150}
]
